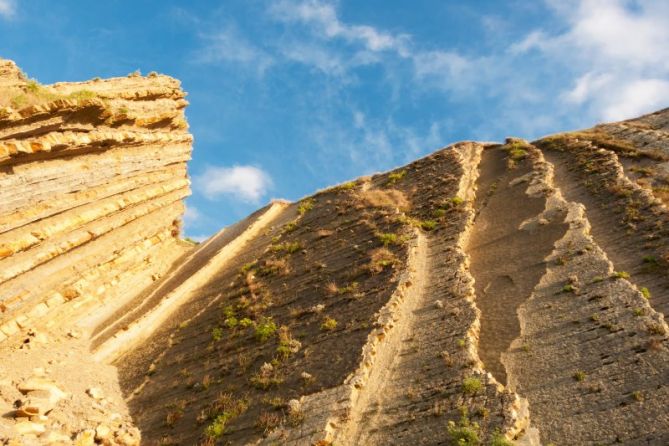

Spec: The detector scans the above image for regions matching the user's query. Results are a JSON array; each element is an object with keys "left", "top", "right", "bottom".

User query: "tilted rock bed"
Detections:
[
  {"left": 0, "top": 58, "right": 192, "bottom": 443},
  {"left": 118, "top": 183, "right": 415, "bottom": 445},
  {"left": 1, "top": 57, "right": 668, "bottom": 445}
]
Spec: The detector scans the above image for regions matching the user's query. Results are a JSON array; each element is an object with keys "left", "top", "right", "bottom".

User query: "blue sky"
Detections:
[{"left": 1, "top": 0, "right": 668, "bottom": 239}]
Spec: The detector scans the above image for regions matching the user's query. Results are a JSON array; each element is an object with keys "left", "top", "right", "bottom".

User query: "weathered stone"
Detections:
[
  {"left": 86, "top": 387, "right": 104, "bottom": 400},
  {"left": 74, "top": 429, "right": 95, "bottom": 446},
  {"left": 14, "top": 420, "right": 46, "bottom": 435},
  {"left": 95, "top": 424, "right": 111, "bottom": 442}
]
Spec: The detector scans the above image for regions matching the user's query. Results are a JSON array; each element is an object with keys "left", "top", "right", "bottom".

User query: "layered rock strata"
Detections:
[{"left": 0, "top": 59, "right": 193, "bottom": 343}]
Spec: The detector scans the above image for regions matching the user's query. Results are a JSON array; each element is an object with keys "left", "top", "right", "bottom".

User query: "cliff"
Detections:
[
  {"left": 0, "top": 59, "right": 193, "bottom": 444},
  {"left": 0, "top": 58, "right": 668, "bottom": 445},
  {"left": 0, "top": 59, "right": 192, "bottom": 343}
]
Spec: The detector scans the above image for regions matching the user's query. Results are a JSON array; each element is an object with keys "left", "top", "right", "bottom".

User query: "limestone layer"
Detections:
[{"left": 0, "top": 59, "right": 193, "bottom": 342}]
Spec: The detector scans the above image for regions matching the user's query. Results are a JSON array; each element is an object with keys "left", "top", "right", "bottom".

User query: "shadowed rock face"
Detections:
[{"left": 1, "top": 59, "right": 668, "bottom": 445}]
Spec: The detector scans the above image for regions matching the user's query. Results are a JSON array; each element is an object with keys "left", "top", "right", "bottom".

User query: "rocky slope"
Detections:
[{"left": 0, "top": 59, "right": 668, "bottom": 445}]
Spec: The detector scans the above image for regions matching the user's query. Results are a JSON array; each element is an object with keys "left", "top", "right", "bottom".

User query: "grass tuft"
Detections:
[
  {"left": 254, "top": 317, "right": 278, "bottom": 342},
  {"left": 320, "top": 316, "right": 338, "bottom": 331},
  {"left": 462, "top": 377, "right": 483, "bottom": 395}
]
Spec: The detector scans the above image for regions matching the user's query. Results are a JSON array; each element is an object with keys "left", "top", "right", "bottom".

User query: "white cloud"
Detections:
[
  {"left": 279, "top": 42, "right": 346, "bottom": 76},
  {"left": 601, "top": 78, "right": 669, "bottom": 121},
  {"left": 196, "top": 26, "right": 274, "bottom": 74},
  {"left": 0, "top": 0, "right": 16, "bottom": 19},
  {"left": 304, "top": 106, "right": 450, "bottom": 180},
  {"left": 412, "top": 50, "right": 478, "bottom": 93},
  {"left": 514, "top": 0, "right": 669, "bottom": 121},
  {"left": 268, "top": 1, "right": 486, "bottom": 95},
  {"left": 183, "top": 205, "right": 201, "bottom": 225},
  {"left": 270, "top": 0, "right": 410, "bottom": 56},
  {"left": 563, "top": 72, "right": 613, "bottom": 105},
  {"left": 194, "top": 165, "right": 272, "bottom": 203}
]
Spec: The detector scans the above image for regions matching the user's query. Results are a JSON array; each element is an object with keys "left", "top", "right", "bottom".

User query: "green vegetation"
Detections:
[
  {"left": 508, "top": 147, "right": 528, "bottom": 160},
  {"left": 270, "top": 241, "right": 302, "bottom": 254},
  {"left": 490, "top": 431, "right": 514, "bottom": 446},
  {"left": 462, "top": 377, "right": 483, "bottom": 395},
  {"left": 337, "top": 282, "right": 359, "bottom": 295},
  {"left": 68, "top": 89, "right": 96, "bottom": 101},
  {"left": 212, "top": 327, "right": 223, "bottom": 342},
  {"left": 457, "top": 339, "right": 466, "bottom": 348},
  {"left": 239, "top": 317, "right": 254, "bottom": 328},
  {"left": 450, "top": 196, "right": 464, "bottom": 206},
  {"left": 7, "top": 81, "right": 99, "bottom": 109},
  {"left": 249, "top": 372, "right": 284, "bottom": 390},
  {"left": 505, "top": 141, "right": 529, "bottom": 168},
  {"left": 276, "top": 327, "right": 300, "bottom": 359},
  {"left": 204, "top": 415, "right": 228, "bottom": 439},
  {"left": 369, "top": 247, "right": 397, "bottom": 273},
  {"left": 640, "top": 287, "right": 651, "bottom": 299},
  {"left": 643, "top": 255, "right": 658, "bottom": 264},
  {"left": 432, "top": 208, "right": 447, "bottom": 218},
  {"left": 474, "top": 406, "right": 489, "bottom": 418},
  {"left": 25, "top": 79, "right": 40, "bottom": 93},
  {"left": 321, "top": 316, "right": 338, "bottom": 331},
  {"left": 283, "top": 220, "right": 298, "bottom": 233},
  {"left": 633, "top": 308, "right": 644, "bottom": 317},
  {"left": 203, "top": 394, "right": 249, "bottom": 439},
  {"left": 437, "top": 196, "right": 464, "bottom": 211},
  {"left": 561, "top": 284, "right": 576, "bottom": 293},
  {"left": 254, "top": 317, "right": 278, "bottom": 342},
  {"left": 223, "top": 305, "right": 236, "bottom": 318},
  {"left": 297, "top": 198, "right": 314, "bottom": 215},
  {"left": 386, "top": 169, "right": 406, "bottom": 185},
  {"left": 241, "top": 261, "right": 257, "bottom": 274},
  {"left": 420, "top": 220, "right": 438, "bottom": 231},
  {"left": 447, "top": 410, "right": 480, "bottom": 446},
  {"left": 377, "top": 232, "right": 399, "bottom": 246},
  {"left": 224, "top": 317, "right": 238, "bottom": 329},
  {"left": 642, "top": 255, "right": 661, "bottom": 272},
  {"left": 612, "top": 271, "right": 630, "bottom": 280},
  {"left": 276, "top": 343, "right": 293, "bottom": 359},
  {"left": 336, "top": 181, "right": 357, "bottom": 191},
  {"left": 573, "top": 370, "right": 586, "bottom": 382}
]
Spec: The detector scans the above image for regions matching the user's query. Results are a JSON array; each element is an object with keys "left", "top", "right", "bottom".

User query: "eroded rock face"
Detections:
[
  {"left": 0, "top": 59, "right": 192, "bottom": 342},
  {"left": 0, "top": 59, "right": 192, "bottom": 444},
  {"left": 1, "top": 56, "right": 668, "bottom": 445}
]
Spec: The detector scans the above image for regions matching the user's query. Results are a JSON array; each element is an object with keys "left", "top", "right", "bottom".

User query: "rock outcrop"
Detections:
[
  {"left": 0, "top": 59, "right": 192, "bottom": 444},
  {"left": 1, "top": 58, "right": 668, "bottom": 445},
  {"left": 0, "top": 59, "right": 192, "bottom": 343}
]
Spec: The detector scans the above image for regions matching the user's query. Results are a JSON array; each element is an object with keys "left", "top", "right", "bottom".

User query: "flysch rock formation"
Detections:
[
  {"left": 1, "top": 59, "right": 668, "bottom": 445},
  {"left": 0, "top": 58, "right": 193, "bottom": 444}
]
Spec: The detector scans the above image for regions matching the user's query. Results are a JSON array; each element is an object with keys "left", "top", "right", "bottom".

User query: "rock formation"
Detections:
[
  {"left": 0, "top": 59, "right": 192, "bottom": 443},
  {"left": 0, "top": 59, "right": 668, "bottom": 445},
  {"left": 0, "top": 59, "right": 192, "bottom": 342}
]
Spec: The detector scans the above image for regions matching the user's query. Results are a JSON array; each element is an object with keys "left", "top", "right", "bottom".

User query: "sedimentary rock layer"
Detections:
[
  {"left": 1, "top": 56, "right": 668, "bottom": 444},
  {"left": 0, "top": 59, "right": 193, "bottom": 342}
]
